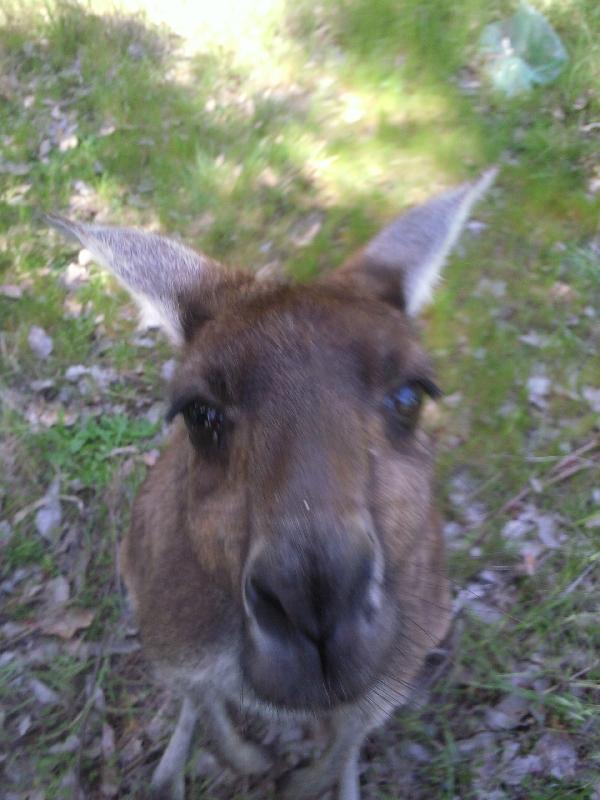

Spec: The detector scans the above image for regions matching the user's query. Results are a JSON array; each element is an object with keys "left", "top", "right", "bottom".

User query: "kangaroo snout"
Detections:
[{"left": 242, "top": 516, "right": 387, "bottom": 710}]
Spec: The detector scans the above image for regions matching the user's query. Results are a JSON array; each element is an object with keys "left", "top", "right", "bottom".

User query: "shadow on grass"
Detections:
[{"left": 0, "top": 0, "right": 501, "bottom": 278}]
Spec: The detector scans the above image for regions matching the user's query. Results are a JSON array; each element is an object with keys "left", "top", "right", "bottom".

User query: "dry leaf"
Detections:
[
  {"left": 49, "top": 733, "right": 80, "bottom": 754},
  {"left": 45, "top": 575, "right": 70, "bottom": 608},
  {"left": 101, "top": 722, "right": 116, "bottom": 758},
  {"left": 35, "top": 478, "right": 62, "bottom": 540},
  {"left": 61, "top": 261, "right": 89, "bottom": 289},
  {"left": 0, "top": 160, "right": 31, "bottom": 175},
  {"left": 582, "top": 386, "right": 600, "bottom": 414},
  {"left": 28, "top": 326, "right": 53, "bottom": 359},
  {"left": 519, "top": 331, "right": 549, "bottom": 348},
  {"left": 30, "top": 677, "right": 60, "bottom": 706},
  {"left": 526, "top": 374, "right": 550, "bottom": 408},
  {"left": 534, "top": 732, "right": 577, "bottom": 779},
  {"left": 0, "top": 284, "right": 23, "bottom": 299},
  {"left": 475, "top": 278, "right": 506, "bottom": 297},
  {"left": 40, "top": 607, "right": 95, "bottom": 639}
]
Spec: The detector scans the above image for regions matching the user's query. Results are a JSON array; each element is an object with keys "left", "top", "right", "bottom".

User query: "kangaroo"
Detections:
[{"left": 46, "top": 167, "right": 496, "bottom": 800}]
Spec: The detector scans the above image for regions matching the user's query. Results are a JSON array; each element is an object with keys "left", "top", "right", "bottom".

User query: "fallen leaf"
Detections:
[
  {"left": 61, "top": 261, "right": 89, "bottom": 289},
  {"left": 475, "top": 278, "right": 506, "bottom": 297},
  {"left": 0, "top": 520, "right": 12, "bottom": 545},
  {"left": 39, "top": 138, "right": 52, "bottom": 158},
  {"left": 30, "top": 678, "right": 60, "bottom": 706},
  {"left": 58, "top": 134, "right": 78, "bottom": 152},
  {"left": 457, "top": 731, "right": 496, "bottom": 755},
  {"left": 64, "top": 296, "right": 83, "bottom": 318},
  {"left": 40, "top": 607, "right": 95, "bottom": 639},
  {"left": 526, "top": 374, "right": 550, "bottom": 408},
  {"left": 35, "top": 478, "right": 62, "bottom": 540},
  {"left": 78, "top": 248, "right": 93, "bottom": 266},
  {"left": 503, "top": 517, "right": 532, "bottom": 539},
  {"left": 17, "top": 713, "right": 32, "bottom": 737},
  {"left": 101, "top": 722, "right": 116, "bottom": 758},
  {"left": 501, "top": 754, "right": 543, "bottom": 785},
  {"left": 120, "top": 734, "right": 143, "bottom": 765},
  {"left": 534, "top": 731, "right": 577, "bottom": 779},
  {"left": 521, "top": 542, "right": 544, "bottom": 576},
  {"left": 44, "top": 575, "right": 70, "bottom": 608},
  {"left": 131, "top": 335, "right": 156, "bottom": 348},
  {"left": 49, "top": 734, "right": 80, "bottom": 754},
  {"left": 519, "top": 331, "right": 549, "bottom": 348},
  {"left": 466, "top": 219, "right": 488, "bottom": 235},
  {"left": 0, "top": 284, "right": 23, "bottom": 299},
  {"left": 582, "top": 386, "right": 600, "bottom": 413},
  {"left": 30, "top": 378, "right": 55, "bottom": 395},
  {"left": 484, "top": 693, "right": 530, "bottom": 730},
  {"left": 99, "top": 122, "right": 116, "bottom": 137},
  {"left": 536, "top": 514, "right": 561, "bottom": 548},
  {"left": 549, "top": 281, "right": 577, "bottom": 303},
  {"left": 28, "top": 326, "right": 53, "bottom": 359},
  {"left": 65, "top": 364, "right": 89, "bottom": 382},
  {"left": 291, "top": 212, "right": 323, "bottom": 248},
  {"left": 0, "top": 160, "right": 31, "bottom": 175}
]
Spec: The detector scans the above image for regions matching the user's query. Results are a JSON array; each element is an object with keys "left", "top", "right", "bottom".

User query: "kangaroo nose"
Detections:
[{"left": 244, "top": 543, "right": 378, "bottom": 687}]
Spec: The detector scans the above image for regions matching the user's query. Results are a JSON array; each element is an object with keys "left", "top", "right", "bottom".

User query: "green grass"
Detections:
[
  {"left": 29, "top": 414, "right": 159, "bottom": 487},
  {"left": 0, "top": 0, "right": 599, "bottom": 797}
]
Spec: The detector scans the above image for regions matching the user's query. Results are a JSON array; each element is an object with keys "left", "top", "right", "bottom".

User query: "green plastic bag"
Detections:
[{"left": 480, "top": 3, "right": 568, "bottom": 96}]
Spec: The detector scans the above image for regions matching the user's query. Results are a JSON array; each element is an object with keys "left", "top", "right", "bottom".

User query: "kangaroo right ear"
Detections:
[
  {"left": 337, "top": 168, "right": 497, "bottom": 315},
  {"left": 45, "top": 214, "right": 245, "bottom": 345}
]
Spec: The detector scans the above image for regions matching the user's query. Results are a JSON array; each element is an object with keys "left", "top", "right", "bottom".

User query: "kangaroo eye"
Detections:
[
  {"left": 168, "top": 397, "right": 227, "bottom": 454},
  {"left": 184, "top": 400, "right": 223, "bottom": 434},
  {"left": 388, "top": 385, "right": 421, "bottom": 410},
  {"left": 383, "top": 378, "right": 440, "bottom": 435},
  {"left": 384, "top": 384, "right": 423, "bottom": 430}
]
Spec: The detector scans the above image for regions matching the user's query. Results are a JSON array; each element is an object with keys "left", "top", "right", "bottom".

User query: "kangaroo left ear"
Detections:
[
  {"left": 337, "top": 168, "right": 498, "bottom": 314},
  {"left": 45, "top": 214, "right": 242, "bottom": 345}
]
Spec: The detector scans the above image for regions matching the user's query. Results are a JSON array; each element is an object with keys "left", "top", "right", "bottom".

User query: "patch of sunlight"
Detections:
[
  {"left": 535, "top": 0, "right": 586, "bottom": 11},
  {"left": 94, "top": 0, "right": 288, "bottom": 60},
  {"left": 318, "top": 84, "right": 454, "bottom": 145},
  {"left": 284, "top": 124, "right": 475, "bottom": 211},
  {"left": 1, "top": 0, "right": 296, "bottom": 83}
]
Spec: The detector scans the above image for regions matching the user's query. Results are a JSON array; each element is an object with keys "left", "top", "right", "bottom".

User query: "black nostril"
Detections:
[{"left": 245, "top": 575, "right": 290, "bottom": 636}]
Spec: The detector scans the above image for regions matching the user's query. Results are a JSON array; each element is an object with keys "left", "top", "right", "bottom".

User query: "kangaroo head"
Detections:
[{"left": 46, "top": 169, "right": 495, "bottom": 712}]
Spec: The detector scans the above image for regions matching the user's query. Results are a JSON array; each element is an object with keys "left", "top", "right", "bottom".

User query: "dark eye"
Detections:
[
  {"left": 180, "top": 399, "right": 226, "bottom": 453},
  {"left": 386, "top": 385, "right": 421, "bottom": 411},
  {"left": 384, "top": 384, "right": 422, "bottom": 428}
]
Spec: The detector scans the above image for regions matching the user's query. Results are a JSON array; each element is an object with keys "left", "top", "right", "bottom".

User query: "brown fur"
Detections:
[{"left": 46, "top": 170, "right": 495, "bottom": 799}]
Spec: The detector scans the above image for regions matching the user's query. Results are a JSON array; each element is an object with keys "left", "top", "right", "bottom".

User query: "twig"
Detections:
[
  {"left": 505, "top": 438, "right": 599, "bottom": 511},
  {"left": 469, "top": 437, "right": 599, "bottom": 544},
  {"left": 73, "top": 631, "right": 110, "bottom": 791},
  {"left": 12, "top": 493, "right": 84, "bottom": 524},
  {"left": 560, "top": 562, "right": 597, "bottom": 597}
]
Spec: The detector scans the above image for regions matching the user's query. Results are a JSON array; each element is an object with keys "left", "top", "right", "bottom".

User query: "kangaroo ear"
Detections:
[
  {"left": 339, "top": 168, "right": 498, "bottom": 315},
  {"left": 45, "top": 215, "right": 238, "bottom": 344}
]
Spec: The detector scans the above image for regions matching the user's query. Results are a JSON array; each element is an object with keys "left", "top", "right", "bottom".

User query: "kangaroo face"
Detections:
[{"left": 166, "top": 282, "right": 437, "bottom": 709}]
